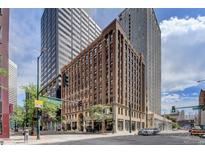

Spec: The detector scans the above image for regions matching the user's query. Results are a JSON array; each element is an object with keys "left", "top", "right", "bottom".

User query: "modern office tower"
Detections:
[
  {"left": 40, "top": 8, "right": 101, "bottom": 98},
  {"left": 9, "top": 59, "right": 17, "bottom": 106},
  {"left": 0, "top": 8, "right": 10, "bottom": 138},
  {"left": 61, "top": 20, "right": 146, "bottom": 133},
  {"left": 199, "top": 89, "right": 205, "bottom": 125},
  {"left": 118, "top": 8, "right": 161, "bottom": 115}
]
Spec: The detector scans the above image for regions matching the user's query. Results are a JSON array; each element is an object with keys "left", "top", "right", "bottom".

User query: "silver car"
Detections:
[{"left": 138, "top": 128, "right": 160, "bottom": 136}]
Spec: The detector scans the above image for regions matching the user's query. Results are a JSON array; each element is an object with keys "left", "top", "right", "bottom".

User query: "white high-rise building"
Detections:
[
  {"left": 9, "top": 59, "right": 17, "bottom": 106},
  {"left": 118, "top": 8, "right": 161, "bottom": 115}
]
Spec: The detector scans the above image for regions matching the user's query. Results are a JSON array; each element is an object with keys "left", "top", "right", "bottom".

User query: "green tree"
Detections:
[
  {"left": 11, "top": 105, "right": 25, "bottom": 129},
  {"left": 21, "top": 84, "right": 61, "bottom": 132},
  {"left": 88, "top": 104, "right": 112, "bottom": 133},
  {"left": 172, "top": 122, "right": 180, "bottom": 129},
  {"left": 22, "top": 84, "right": 37, "bottom": 133},
  {"left": 40, "top": 97, "right": 61, "bottom": 129}
]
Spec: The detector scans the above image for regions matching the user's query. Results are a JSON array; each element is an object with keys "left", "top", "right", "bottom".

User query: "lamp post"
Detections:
[
  {"left": 36, "top": 48, "right": 46, "bottom": 140},
  {"left": 129, "top": 102, "right": 132, "bottom": 133}
]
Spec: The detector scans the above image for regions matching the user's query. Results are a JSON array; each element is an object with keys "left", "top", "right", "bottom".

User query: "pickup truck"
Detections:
[{"left": 190, "top": 126, "right": 205, "bottom": 136}]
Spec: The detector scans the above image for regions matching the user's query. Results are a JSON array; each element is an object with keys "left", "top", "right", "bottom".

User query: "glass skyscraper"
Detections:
[{"left": 41, "top": 8, "right": 101, "bottom": 97}]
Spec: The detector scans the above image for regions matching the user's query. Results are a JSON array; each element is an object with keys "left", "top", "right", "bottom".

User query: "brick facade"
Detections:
[
  {"left": 61, "top": 20, "right": 146, "bottom": 133},
  {"left": 199, "top": 89, "right": 205, "bottom": 125},
  {"left": 0, "top": 8, "right": 9, "bottom": 138}
]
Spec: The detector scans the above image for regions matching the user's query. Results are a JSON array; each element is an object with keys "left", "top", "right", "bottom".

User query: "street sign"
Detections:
[
  {"left": 192, "top": 106, "right": 201, "bottom": 110},
  {"left": 35, "top": 100, "right": 43, "bottom": 108}
]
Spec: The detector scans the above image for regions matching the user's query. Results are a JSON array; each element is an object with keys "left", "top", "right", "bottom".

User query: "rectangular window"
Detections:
[
  {"left": 0, "top": 25, "right": 2, "bottom": 42},
  {"left": 117, "top": 119, "right": 123, "bottom": 131},
  {"left": 0, "top": 55, "right": 2, "bottom": 64},
  {"left": 0, "top": 86, "right": 2, "bottom": 135},
  {"left": 0, "top": 86, "right": 1, "bottom": 101},
  {"left": 132, "top": 121, "right": 136, "bottom": 131},
  {"left": 125, "top": 120, "right": 129, "bottom": 131},
  {"left": 0, "top": 114, "right": 2, "bottom": 134}
]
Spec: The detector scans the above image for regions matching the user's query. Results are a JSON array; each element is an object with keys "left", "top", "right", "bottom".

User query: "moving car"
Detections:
[{"left": 138, "top": 128, "right": 160, "bottom": 136}]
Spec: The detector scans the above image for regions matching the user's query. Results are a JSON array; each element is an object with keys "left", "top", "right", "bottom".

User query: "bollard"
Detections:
[{"left": 24, "top": 129, "right": 29, "bottom": 143}]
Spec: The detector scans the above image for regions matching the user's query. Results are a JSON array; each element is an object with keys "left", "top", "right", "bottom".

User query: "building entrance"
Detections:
[{"left": 78, "top": 113, "right": 84, "bottom": 131}]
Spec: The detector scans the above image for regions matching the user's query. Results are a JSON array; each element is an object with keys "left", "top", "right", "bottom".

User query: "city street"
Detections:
[
  {"left": 42, "top": 134, "right": 205, "bottom": 145},
  {"left": 1, "top": 130, "right": 205, "bottom": 145}
]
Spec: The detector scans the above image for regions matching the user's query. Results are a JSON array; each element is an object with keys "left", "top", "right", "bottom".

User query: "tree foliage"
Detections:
[
  {"left": 22, "top": 84, "right": 37, "bottom": 127},
  {"left": 88, "top": 104, "right": 112, "bottom": 122},
  {"left": 172, "top": 122, "right": 180, "bottom": 129},
  {"left": 41, "top": 97, "right": 60, "bottom": 122},
  {"left": 11, "top": 105, "right": 25, "bottom": 128},
  {"left": 19, "top": 84, "right": 61, "bottom": 130}
]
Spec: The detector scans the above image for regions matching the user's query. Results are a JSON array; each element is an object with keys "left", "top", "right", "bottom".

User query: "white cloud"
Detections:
[
  {"left": 161, "top": 93, "right": 198, "bottom": 114},
  {"left": 160, "top": 16, "right": 205, "bottom": 92},
  {"left": 9, "top": 9, "right": 43, "bottom": 99}
]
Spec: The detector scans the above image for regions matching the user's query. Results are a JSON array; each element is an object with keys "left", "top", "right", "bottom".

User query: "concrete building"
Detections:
[
  {"left": 40, "top": 8, "right": 101, "bottom": 98},
  {"left": 199, "top": 89, "right": 205, "bottom": 125},
  {"left": 0, "top": 8, "right": 9, "bottom": 138},
  {"left": 61, "top": 20, "right": 146, "bottom": 133},
  {"left": 9, "top": 59, "right": 17, "bottom": 106},
  {"left": 147, "top": 112, "right": 172, "bottom": 130},
  {"left": 118, "top": 8, "right": 161, "bottom": 115}
]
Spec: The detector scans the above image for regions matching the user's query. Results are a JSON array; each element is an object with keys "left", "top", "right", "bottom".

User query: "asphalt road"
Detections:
[{"left": 42, "top": 134, "right": 205, "bottom": 145}]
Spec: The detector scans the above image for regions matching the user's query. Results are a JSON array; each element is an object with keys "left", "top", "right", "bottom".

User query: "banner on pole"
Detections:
[{"left": 35, "top": 100, "right": 44, "bottom": 108}]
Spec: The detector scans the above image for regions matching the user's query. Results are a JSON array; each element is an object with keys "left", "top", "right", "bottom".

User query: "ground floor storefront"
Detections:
[{"left": 62, "top": 112, "right": 146, "bottom": 133}]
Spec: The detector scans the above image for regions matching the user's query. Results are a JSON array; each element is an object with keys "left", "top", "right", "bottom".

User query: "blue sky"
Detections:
[{"left": 9, "top": 8, "right": 205, "bottom": 115}]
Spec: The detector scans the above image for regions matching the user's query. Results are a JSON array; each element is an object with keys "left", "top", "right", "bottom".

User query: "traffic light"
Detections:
[
  {"left": 171, "top": 106, "right": 176, "bottom": 113},
  {"left": 63, "top": 73, "right": 69, "bottom": 87}
]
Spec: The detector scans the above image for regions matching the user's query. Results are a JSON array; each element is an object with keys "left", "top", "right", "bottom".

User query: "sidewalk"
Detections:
[
  {"left": 160, "top": 130, "right": 188, "bottom": 134},
  {"left": 1, "top": 132, "right": 137, "bottom": 145}
]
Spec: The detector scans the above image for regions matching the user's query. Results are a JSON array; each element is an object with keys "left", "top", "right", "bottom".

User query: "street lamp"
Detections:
[
  {"left": 36, "top": 48, "right": 47, "bottom": 140},
  {"left": 129, "top": 102, "right": 132, "bottom": 133}
]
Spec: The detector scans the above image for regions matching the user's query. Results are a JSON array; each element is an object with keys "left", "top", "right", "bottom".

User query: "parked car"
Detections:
[
  {"left": 138, "top": 129, "right": 145, "bottom": 135},
  {"left": 153, "top": 128, "right": 160, "bottom": 135}
]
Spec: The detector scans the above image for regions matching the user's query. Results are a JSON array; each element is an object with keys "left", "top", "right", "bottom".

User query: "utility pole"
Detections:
[
  {"left": 36, "top": 55, "right": 40, "bottom": 140},
  {"left": 36, "top": 49, "right": 46, "bottom": 140}
]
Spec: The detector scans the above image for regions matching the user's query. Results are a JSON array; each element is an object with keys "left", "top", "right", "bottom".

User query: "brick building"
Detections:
[
  {"left": 0, "top": 8, "right": 10, "bottom": 138},
  {"left": 199, "top": 89, "right": 205, "bottom": 125},
  {"left": 61, "top": 20, "right": 146, "bottom": 133}
]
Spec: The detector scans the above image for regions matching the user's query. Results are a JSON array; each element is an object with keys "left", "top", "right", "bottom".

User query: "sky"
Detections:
[{"left": 9, "top": 8, "right": 205, "bottom": 115}]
